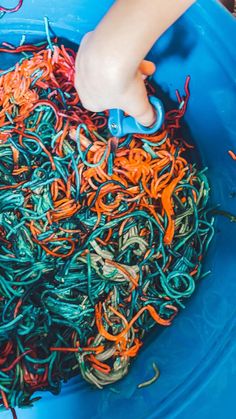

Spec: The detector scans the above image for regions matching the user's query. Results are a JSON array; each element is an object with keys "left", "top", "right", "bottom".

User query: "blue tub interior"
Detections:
[{"left": 1, "top": 0, "right": 236, "bottom": 418}]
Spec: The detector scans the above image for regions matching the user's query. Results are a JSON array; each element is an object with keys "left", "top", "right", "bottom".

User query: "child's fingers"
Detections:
[
  {"left": 121, "top": 75, "right": 155, "bottom": 127},
  {"left": 139, "top": 60, "right": 156, "bottom": 76}
]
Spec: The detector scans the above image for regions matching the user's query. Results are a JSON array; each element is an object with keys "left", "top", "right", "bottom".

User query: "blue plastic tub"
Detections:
[{"left": 1, "top": 0, "right": 236, "bottom": 418}]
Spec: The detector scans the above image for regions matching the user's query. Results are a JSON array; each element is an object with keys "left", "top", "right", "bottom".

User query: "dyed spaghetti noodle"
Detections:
[
  {"left": 0, "top": 34, "right": 214, "bottom": 411},
  {"left": 0, "top": 0, "right": 23, "bottom": 18}
]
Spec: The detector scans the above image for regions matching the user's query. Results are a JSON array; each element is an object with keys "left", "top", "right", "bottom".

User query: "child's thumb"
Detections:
[
  {"left": 134, "top": 101, "right": 155, "bottom": 127},
  {"left": 122, "top": 76, "right": 155, "bottom": 127}
]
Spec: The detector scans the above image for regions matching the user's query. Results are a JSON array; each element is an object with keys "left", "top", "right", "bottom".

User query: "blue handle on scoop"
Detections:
[{"left": 108, "top": 96, "right": 165, "bottom": 138}]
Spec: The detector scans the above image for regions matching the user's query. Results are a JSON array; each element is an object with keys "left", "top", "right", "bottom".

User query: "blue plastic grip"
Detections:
[{"left": 108, "top": 96, "right": 165, "bottom": 138}]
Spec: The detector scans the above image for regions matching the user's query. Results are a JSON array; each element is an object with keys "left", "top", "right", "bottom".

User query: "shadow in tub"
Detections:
[
  {"left": 150, "top": 79, "right": 202, "bottom": 169},
  {"left": 149, "top": 16, "right": 197, "bottom": 64}
]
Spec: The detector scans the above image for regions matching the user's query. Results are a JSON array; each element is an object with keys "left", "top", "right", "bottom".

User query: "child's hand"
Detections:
[
  {"left": 75, "top": 0, "right": 195, "bottom": 127},
  {"left": 75, "top": 32, "right": 156, "bottom": 126}
]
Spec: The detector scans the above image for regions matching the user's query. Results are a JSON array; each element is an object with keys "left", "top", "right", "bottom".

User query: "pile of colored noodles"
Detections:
[{"left": 0, "top": 37, "right": 214, "bottom": 411}]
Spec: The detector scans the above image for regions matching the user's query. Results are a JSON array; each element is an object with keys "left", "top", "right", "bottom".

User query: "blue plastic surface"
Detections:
[{"left": 1, "top": 1, "right": 236, "bottom": 418}]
